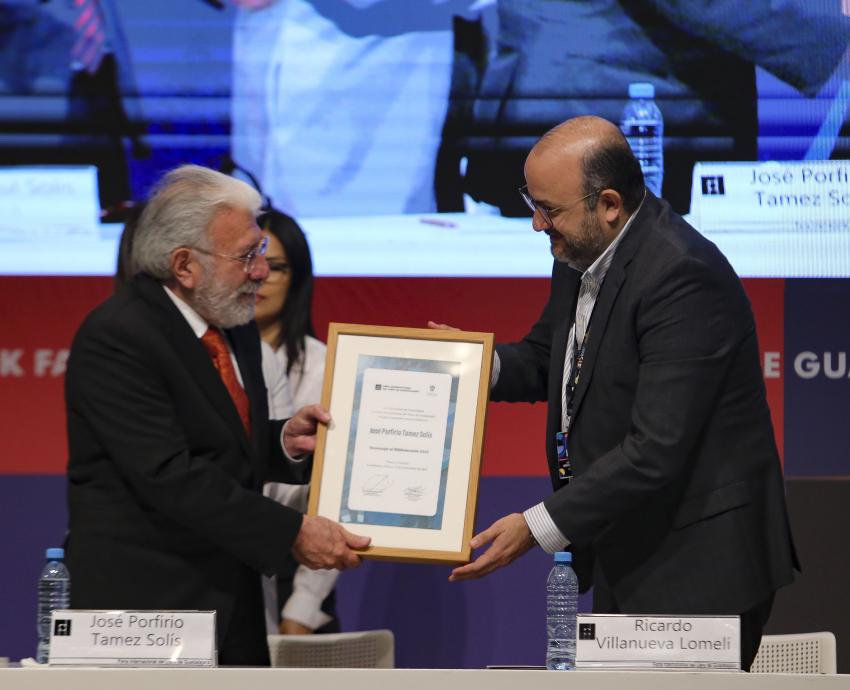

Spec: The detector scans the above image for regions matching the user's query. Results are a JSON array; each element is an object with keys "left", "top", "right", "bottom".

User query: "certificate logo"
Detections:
[
  {"left": 579, "top": 623, "right": 596, "bottom": 640},
  {"left": 54, "top": 619, "right": 72, "bottom": 636}
]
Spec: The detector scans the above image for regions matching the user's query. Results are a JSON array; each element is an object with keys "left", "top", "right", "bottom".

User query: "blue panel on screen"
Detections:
[
  {"left": 0, "top": 476, "right": 68, "bottom": 663},
  {"left": 2, "top": 1, "right": 848, "bottom": 217},
  {"left": 784, "top": 280, "right": 850, "bottom": 476}
]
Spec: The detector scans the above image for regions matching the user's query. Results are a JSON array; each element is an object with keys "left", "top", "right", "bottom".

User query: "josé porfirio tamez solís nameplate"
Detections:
[
  {"left": 575, "top": 614, "right": 740, "bottom": 670},
  {"left": 308, "top": 324, "right": 493, "bottom": 565},
  {"left": 688, "top": 161, "right": 850, "bottom": 233},
  {"left": 47, "top": 611, "right": 216, "bottom": 666}
]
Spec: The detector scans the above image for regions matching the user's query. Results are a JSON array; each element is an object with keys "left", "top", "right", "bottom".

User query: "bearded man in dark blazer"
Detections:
[
  {"left": 446, "top": 117, "right": 797, "bottom": 670},
  {"left": 65, "top": 165, "right": 369, "bottom": 666}
]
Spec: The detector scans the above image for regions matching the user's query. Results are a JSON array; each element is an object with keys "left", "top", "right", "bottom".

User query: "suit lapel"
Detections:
[
  {"left": 549, "top": 271, "right": 580, "bottom": 431},
  {"left": 568, "top": 264, "right": 626, "bottom": 421},
  {"left": 547, "top": 301, "right": 573, "bottom": 486},
  {"left": 133, "top": 275, "right": 255, "bottom": 460},
  {"left": 226, "top": 323, "right": 267, "bottom": 481},
  {"left": 569, "top": 197, "right": 653, "bottom": 423}
]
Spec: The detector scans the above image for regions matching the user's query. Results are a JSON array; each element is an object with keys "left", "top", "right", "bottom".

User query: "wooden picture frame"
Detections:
[{"left": 307, "top": 323, "right": 494, "bottom": 565}]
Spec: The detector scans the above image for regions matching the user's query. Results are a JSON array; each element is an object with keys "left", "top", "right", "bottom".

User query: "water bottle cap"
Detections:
[
  {"left": 554, "top": 551, "right": 572, "bottom": 563},
  {"left": 46, "top": 547, "right": 64, "bottom": 559},
  {"left": 628, "top": 82, "right": 655, "bottom": 99}
]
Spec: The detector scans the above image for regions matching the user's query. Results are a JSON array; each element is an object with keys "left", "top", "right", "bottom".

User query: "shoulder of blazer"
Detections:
[
  {"left": 606, "top": 190, "right": 662, "bottom": 273},
  {"left": 606, "top": 191, "right": 714, "bottom": 280},
  {"left": 125, "top": 272, "right": 181, "bottom": 321},
  {"left": 131, "top": 274, "right": 262, "bottom": 454},
  {"left": 226, "top": 321, "right": 267, "bottom": 408}
]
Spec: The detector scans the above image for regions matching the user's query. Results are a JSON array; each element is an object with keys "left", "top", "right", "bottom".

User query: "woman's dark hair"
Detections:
[
  {"left": 114, "top": 203, "right": 146, "bottom": 291},
  {"left": 263, "top": 209, "right": 316, "bottom": 375}
]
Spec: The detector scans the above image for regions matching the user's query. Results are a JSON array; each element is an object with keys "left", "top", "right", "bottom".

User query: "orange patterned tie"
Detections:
[{"left": 200, "top": 327, "right": 252, "bottom": 437}]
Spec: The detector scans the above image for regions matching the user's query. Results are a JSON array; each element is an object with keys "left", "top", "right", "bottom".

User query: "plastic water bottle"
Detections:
[
  {"left": 36, "top": 547, "right": 70, "bottom": 664},
  {"left": 620, "top": 82, "right": 664, "bottom": 197},
  {"left": 545, "top": 551, "right": 579, "bottom": 670}
]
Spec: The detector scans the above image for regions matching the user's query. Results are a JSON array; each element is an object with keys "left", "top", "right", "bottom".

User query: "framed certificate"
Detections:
[{"left": 307, "top": 323, "right": 494, "bottom": 565}]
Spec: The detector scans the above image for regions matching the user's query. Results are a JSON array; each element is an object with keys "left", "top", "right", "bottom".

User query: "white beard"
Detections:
[{"left": 192, "top": 269, "right": 261, "bottom": 329}]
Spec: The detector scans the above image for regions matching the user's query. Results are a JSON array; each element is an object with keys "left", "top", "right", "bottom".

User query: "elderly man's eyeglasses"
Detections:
[
  {"left": 518, "top": 185, "right": 599, "bottom": 225},
  {"left": 191, "top": 236, "right": 269, "bottom": 273}
]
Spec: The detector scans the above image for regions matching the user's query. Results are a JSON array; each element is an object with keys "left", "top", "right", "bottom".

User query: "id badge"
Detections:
[{"left": 555, "top": 431, "right": 573, "bottom": 484}]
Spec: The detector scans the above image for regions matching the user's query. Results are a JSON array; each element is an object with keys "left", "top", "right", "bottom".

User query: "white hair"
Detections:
[{"left": 133, "top": 165, "right": 262, "bottom": 280}]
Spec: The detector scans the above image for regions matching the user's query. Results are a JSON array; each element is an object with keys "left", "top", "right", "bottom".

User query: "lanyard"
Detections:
[
  {"left": 563, "top": 323, "right": 590, "bottom": 436},
  {"left": 556, "top": 323, "right": 589, "bottom": 485}
]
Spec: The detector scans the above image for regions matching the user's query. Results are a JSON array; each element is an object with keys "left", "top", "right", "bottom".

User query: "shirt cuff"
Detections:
[
  {"left": 281, "top": 567, "right": 339, "bottom": 630},
  {"left": 523, "top": 502, "right": 570, "bottom": 554},
  {"left": 490, "top": 351, "right": 501, "bottom": 390},
  {"left": 280, "top": 419, "right": 307, "bottom": 463}
]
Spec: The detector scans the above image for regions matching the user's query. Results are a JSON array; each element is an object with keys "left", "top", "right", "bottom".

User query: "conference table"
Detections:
[
  {"left": 0, "top": 668, "right": 850, "bottom": 690},
  {"left": 2, "top": 668, "right": 850, "bottom": 690}
]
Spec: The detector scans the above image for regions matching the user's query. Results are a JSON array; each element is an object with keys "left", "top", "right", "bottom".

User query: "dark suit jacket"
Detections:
[
  {"left": 493, "top": 192, "right": 797, "bottom": 615},
  {"left": 65, "top": 273, "right": 306, "bottom": 662}
]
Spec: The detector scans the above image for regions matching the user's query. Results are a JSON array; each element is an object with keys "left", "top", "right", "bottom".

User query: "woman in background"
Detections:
[
  {"left": 255, "top": 209, "right": 339, "bottom": 635},
  {"left": 256, "top": 209, "right": 327, "bottom": 410},
  {"left": 113, "top": 203, "right": 145, "bottom": 288}
]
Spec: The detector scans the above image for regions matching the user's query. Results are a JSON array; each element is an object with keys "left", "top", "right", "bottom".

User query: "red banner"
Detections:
[{"left": 0, "top": 276, "right": 784, "bottom": 475}]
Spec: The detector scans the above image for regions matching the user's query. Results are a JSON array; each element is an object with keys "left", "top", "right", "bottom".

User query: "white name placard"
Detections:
[
  {"left": 689, "top": 161, "right": 850, "bottom": 233},
  {"left": 576, "top": 614, "right": 740, "bottom": 671},
  {"left": 47, "top": 610, "right": 217, "bottom": 667},
  {"left": 0, "top": 166, "right": 101, "bottom": 242}
]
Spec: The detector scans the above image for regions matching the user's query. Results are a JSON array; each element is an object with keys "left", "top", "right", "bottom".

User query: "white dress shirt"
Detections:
[
  {"left": 276, "top": 335, "right": 327, "bottom": 412},
  {"left": 264, "top": 335, "right": 338, "bottom": 632},
  {"left": 162, "top": 285, "right": 295, "bottom": 451}
]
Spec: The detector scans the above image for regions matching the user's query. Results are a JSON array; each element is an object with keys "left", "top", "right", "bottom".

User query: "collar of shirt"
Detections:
[
  {"left": 161, "top": 284, "right": 251, "bottom": 390},
  {"left": 162, "top": 284, "right": 209, "bottom": 339},
  {"left": 159, "top": 285, "right": 302, "bottom": 461},
  {"left": 580, "top": 190, "right": 646, "bottom": 287}
]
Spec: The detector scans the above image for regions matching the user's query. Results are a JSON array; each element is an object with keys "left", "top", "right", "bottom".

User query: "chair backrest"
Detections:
[
  {"left": 267, "top": 630, "right": 395, "bottom": 668},
  {"left": 750, "top": 632, "right": 837, "bottom": 674}
]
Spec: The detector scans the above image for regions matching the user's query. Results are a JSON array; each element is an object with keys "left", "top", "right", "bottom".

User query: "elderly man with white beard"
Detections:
[{"left": 64, "top": 165, "right": 369, "bottom": 666}]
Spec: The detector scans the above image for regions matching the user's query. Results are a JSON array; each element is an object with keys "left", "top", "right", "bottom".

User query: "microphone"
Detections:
[{"left": 219, "top": 155, "right": 272, "bottom": 212}]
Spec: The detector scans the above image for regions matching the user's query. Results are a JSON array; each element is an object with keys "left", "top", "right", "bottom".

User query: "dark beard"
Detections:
[{"left": 552, "top": 212, "right": 608, "bottom": 272}]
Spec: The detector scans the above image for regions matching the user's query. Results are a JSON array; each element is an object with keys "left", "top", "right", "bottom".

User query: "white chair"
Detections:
[
  {"left": 750, "top": 632, "right": 837, "bottom": 674},
  {"left": 267, "top": 629, "right": 395, "bottom": 668}
]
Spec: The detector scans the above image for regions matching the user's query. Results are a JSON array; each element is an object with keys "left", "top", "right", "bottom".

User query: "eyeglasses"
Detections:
[
  {"left": 191, "top": 235, "right": 269, "bottom": 273},
  {"left": 518, "top": 185, "right": 599, "bottom": 225}
]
